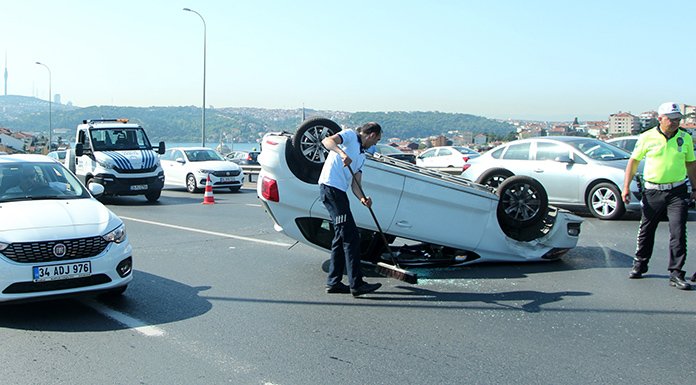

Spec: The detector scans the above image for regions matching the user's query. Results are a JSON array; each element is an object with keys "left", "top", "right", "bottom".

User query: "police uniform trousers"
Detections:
[
  {"left": 320, "top": 184, "right": 364, "bottom": 289},
  {"left": 635, "top": 183, "right": 689, "bottom": 274}
]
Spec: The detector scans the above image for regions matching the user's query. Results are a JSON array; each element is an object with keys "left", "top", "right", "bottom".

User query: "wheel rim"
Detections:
[
  {"left": 591, "top": 187, "right": 617, "bottom": 217},
  {"left": 485, "top": 174, "right": 508, "bottom": 191},
  {"left": 500, "top": 182, "right": 542, "bottom": 221},
  {"left": 187, "top": 176, "right": 196, "bottom": 192},
  {"left": 299, "top": 125, "right": 332, "bottom": 164}
]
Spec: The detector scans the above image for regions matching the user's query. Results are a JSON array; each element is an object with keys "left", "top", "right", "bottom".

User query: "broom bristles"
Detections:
[{"left": 376, "top": 262, "right": 418, "bottom": 284}]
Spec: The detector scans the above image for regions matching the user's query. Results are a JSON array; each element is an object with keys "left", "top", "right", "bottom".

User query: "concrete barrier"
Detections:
[{"left": 241, "top": 165, "right": 261, "bottom": 183}]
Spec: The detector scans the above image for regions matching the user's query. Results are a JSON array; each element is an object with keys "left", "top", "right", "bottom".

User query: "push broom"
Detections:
[{"left": 348, "top": 167, "right": 418, "bottom": 284}]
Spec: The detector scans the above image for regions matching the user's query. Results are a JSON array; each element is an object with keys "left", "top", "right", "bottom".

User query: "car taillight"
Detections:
[
  {"left": 463, "top": 156, "right": 469, "bottom": 162},
  {"left": 261, "top": 176, "right": 279, "bottom": 202},
  {"left": 246, "top": 154, "right": 252, "bottom": 160},
  {"left": 462, "top": 163, "right": 471, "bottom": 172}
]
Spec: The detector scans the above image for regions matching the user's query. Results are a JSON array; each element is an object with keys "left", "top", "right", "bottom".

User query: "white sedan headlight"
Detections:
[
  {"left": 0, "top": 241, "right": 7, "bottom": 251},
  {"left": 103, "top": 224, "right": 126, "bottom": 244},
  {"left": 198, "top": 169, "right": 214, "bottom": 175}
]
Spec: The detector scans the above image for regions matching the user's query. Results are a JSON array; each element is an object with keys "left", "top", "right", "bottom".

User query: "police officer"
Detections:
[
  {"left": 622, "top": 102, "right": 696, "bottom": 290},
  {"left": 318, "top": 122, "right": 383, "bottom": 297}
]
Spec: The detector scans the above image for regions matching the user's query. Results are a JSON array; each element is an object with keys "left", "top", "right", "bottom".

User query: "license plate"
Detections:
[
  {"left": 33, "top": 261, "right": 92, "bottom": 282},
  {"left": 219, "top": 177, "right": 236, "bottom": 183},
  {"left": 130, "top": 184, "right": 148, "bottom": 191}
]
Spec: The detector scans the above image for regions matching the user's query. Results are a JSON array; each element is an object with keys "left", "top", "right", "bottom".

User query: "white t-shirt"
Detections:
[{"left": 318, "top": 129, "right": 365, "bottom": 192}]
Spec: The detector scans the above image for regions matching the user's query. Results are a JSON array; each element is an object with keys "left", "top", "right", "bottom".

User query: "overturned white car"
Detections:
[{"left": 257, "top": 118, "right": 583, "bottom": 266}]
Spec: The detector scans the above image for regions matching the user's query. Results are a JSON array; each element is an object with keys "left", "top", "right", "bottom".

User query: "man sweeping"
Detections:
[{"left": 318, "top": 122, "right": 383, "bottom": 297}]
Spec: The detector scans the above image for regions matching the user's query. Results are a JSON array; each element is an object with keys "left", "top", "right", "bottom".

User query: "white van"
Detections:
[{"left": 72, "top": 119, "right": 165, "bottom": 202}]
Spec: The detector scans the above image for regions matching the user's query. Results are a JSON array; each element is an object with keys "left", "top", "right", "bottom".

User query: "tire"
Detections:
[
  {"left": 291, "top": 117, "right": 341, "bottom": 171},
  {"left": 587, "top": 182, "right": 625, "bottom": 220},
  {"left": 145, "top": 189, "right": 161, "bottom": 202},
  {"left": 496, "top": 175, "right": 549, "bottom": 229},
  {"left": 186, "top": 174, "right": 201, "bottom": 193},
  {"left": 476, "top": 168, "right": 514, "bottom": 191},
  {"left": 287, "top": 117, "right": 341, "bottom": 184}
]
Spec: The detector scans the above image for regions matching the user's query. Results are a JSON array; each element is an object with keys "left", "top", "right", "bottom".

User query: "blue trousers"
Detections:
[{"left": 320, "top": 184, "right": 363, "bottom": 289}]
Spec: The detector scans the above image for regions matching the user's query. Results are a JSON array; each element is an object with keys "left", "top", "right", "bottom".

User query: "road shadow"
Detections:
[
  {"left": 321, "top": 246, "right": 635, "bottom": 281},
  {"left": 370, "top": 286, "right": 592, "bottom": 313},
  {"left": 0, "top": 271, "right": 212, "bottom": 332}
]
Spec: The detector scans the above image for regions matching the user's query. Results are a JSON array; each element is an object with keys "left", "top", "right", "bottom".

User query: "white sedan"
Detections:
[
  {"left": 160, "top": 147, "right": 245, "bottom": 193},
  {"left": 257, "top": 118, "right": 583, "bottom": 267},
  {"left": 416, "top": 145, "right": 480, "bottom": 169},
  {"left": 0, "top": 154, "right": 133, "bottom": 302}
]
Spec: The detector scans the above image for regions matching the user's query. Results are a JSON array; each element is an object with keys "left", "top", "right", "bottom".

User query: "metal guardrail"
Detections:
[{"left": 241, "top": 165, "right": 261, "bottom": 183}]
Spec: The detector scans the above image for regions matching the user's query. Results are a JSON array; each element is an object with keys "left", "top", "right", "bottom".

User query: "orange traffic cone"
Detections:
[{"left": 202, "top": 174, "right": 215, "bottom": 204}]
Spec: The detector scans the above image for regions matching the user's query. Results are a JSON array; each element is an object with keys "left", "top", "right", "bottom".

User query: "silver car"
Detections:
[{"left": 461, "top": 136, "right": 642, "bottom": 220}]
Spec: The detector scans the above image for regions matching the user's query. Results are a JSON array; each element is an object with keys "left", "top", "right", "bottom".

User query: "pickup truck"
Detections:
[{"left": 257, "top": 118, "right": 583, "bottom": 266}]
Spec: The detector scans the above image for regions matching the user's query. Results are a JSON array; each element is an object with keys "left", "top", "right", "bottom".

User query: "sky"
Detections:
[{"left": 1, "top": 0, "right": 694, "bottom": 121}]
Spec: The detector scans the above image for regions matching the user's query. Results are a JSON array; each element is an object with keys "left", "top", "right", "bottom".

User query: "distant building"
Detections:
[
  {"left": 639, "top": 111, "right": 657, "bottom": 131},
  {"left": 473, "top": 133, "right": 487, "bottom": 145},
  {"left": 608, "top": 112, "right": 640, "bottom": 135},
  {"left": 682, "top": 104, "right": 696, "bottom": 125}
]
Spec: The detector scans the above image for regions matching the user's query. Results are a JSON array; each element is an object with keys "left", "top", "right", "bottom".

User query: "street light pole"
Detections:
[
  {"left": 183, "top": 7, "right": 207, "bottom": 147},
  {"left": 35, "top": 61, "right": 52, "bottom": 153}
]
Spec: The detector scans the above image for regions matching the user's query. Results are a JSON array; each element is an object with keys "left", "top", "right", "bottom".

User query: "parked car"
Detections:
[
  {"left": 47, "top": 150, "right": 67, "bottom": 162},
  {"left": 370, "top": 143, "right": 416, "bottom": 164},
  {"left": 256, "top": 118, "right": 582, "bottom": 268},
  {"left": 225, "top": 150, "right": 260, "bottom": 166},
  {"left": 416, "top": 146, "right": 480, "bottom": 169},
  {"left": 0, "top": 154, "right": 133, "bottom": 302},
  {"left": 605, "top": 136, "right": 639, "bottom": 153},
  {"left": 461, "top": 136, "right": 643, "bottom": 220},
  {"left": 160, "top": 147, "right": 245, "bottom": 193}
]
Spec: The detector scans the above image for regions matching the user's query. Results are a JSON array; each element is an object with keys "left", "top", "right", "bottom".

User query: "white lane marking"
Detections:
[
  {"left": 85, "top": 300, "right": 165, "bottom": 337},
  {"left": 119, "top": 216, "right": 292, "bottom": 247},
  {"left": 246, "top": 203, "right": 262, "bottom": 207}
]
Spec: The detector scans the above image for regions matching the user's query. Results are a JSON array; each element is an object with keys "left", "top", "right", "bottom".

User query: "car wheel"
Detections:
[
  {"left": 186, "top": 174, "right": 201, "bottom": 193},
  {"left": 496, "top": 175, "right": 549, "bottom": 229},
  {"left": 587, "top": 182, "right": 625, "bottom": 220},
  {"left": 476, "top": 168, "right": 514, "bottom": 191},
  {"left": 145, "top": 189, "right": 161, "bottom": 202},
  {"left": 288, "top": 117, "right": 341, "bottom": 184}
]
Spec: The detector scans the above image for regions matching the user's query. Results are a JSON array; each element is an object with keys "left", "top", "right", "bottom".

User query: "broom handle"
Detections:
[{"left": 347, "top": 166, "right": 399, "bottom": 263}]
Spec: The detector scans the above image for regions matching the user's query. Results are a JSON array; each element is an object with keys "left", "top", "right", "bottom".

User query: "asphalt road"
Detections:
[{"left": 1, "top": 184, "right": 695, "bottom": 385}]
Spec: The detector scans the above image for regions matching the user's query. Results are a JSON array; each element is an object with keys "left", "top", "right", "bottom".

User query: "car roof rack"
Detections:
[{"left": 83, "top": 118, "right": 129, "bottom": 124}]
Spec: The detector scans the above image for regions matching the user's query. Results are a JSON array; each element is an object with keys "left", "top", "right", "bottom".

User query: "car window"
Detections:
[
  {"left": 172, "top": 150, "right": 184, "bottom": 160},
  {"left": 571, "top": 139, "right": 630, "bottom": 160},
  {"left": 490, "top": 147, "right": 504, "bottom": 159},
  {"left": 502, "top": 142, "right": 531, "bottom": 160},
  {"left": 437, "top": 148, "right": 452, "bottom": 157},
  {"left": 0, "top": 162, "right": 88, "bottom": 201},
  {"left": 420, "top": 149, "right": 435, "bottom": 159},
  {"left": 535, "top": 142, "right": 568, "bottom": 161},
  {"left": 454, "top": 146, "right": 477, "bottom": 155}
]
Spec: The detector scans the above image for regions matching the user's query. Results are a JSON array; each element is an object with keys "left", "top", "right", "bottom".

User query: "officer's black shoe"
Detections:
[
  {"left": 669, "top": 274, "right": 691, "bottom": 291},
  {"left": 325, "top": 282, "right": 351, "bottom": 294},
  {"left": 351, "top": 282, "right": 382, "bottom": 297},
  {"left": 629, "top": 264, "right": 648, "bottom": 279},
  {"left": 691, "top": 272, "right": 696, "bottom": 283}
]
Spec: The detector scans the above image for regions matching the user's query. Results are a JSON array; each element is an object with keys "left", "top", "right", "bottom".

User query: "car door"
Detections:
[
  {"left": 165, "top": 149, "right": 187, "bottom": 186},
  {"left": 528, "top": 141, "right": 581, "bottom": 204},
  {"left": 416, "top": 148, "right": 437, "bottom": 168}
]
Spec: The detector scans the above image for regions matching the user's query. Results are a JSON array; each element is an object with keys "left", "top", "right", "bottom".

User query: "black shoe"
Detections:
[
  {"left": 691, "top": 273, "right": 696, "bottom": 283},
  {"left": 351, "top": 282, "right": 382, "bottom": 297},
  {"left": 325, "top": 282, "right": 351, "bottom": 294},
  {"left": 629, "top": 264, "right": 648, "bottom": 279},
  {"left": 669, "top": 275, "right": 692, "bottom": 290}
]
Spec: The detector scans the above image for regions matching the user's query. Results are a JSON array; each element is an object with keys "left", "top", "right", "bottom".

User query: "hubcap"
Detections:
[
  {"left": 500, "top": 183, "right": 541, "bottom": 221},
  {"left": 591, "top": 188, "right": 617, "bottom": 216},
  {"left": 300, "top": 126, "right": 331, "bottom": 163}
]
